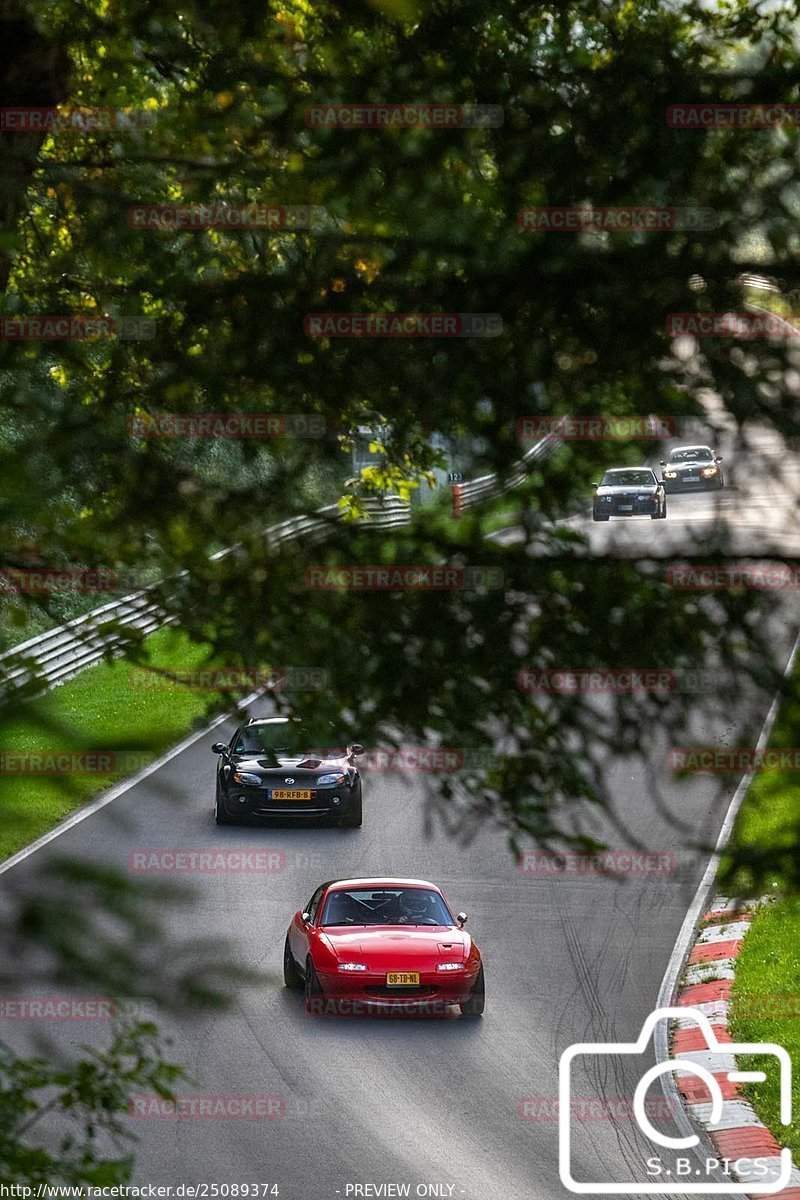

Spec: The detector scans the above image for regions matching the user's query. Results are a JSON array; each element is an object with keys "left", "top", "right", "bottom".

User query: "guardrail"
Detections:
[
  {"left": 0, "top": 590, "right": 173, "bottom": 699},
  {"left": 737, "top": 272, "right": 780, "bottom": 294},
  {"left": 0, "top": 496, "right": 411, "bottom": 701},
  {"left": 451, "top": 430, "right": 563, "bottom": 516},
  {"left": 1, "top": 431, "right": 567, "bottom": 700}
]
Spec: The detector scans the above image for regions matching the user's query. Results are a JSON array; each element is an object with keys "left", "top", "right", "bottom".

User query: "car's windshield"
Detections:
[
  {"left": 233, "top": 723, "right": 317, "bottom": 756},
  {"left": 320, "top": 887, "right": 454, "bottom": 927},
  {"left": 599, "top": 470, "right": 655, "bottom": 487},
  {"left": 668, "top": 447, "right": 713, "bottom": 463}
]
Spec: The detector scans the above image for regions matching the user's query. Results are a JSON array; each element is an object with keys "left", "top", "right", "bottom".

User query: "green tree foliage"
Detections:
[
  {"left": 0, "top": 1018, "right": 185, "bottom": 1185},
  {"left": 5, "top": 0, "right": 800, "bottom": 1181},
  {"left": 2, "top": 0, "right": 800, "bottom": 844}
]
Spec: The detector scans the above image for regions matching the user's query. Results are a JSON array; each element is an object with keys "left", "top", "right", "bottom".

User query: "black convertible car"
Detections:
[
  {"left": 592, "top": 467, "right": 667, "bottom": 521},
  {"left": 213, "top": 716, "right": 364, "bottom": 827},
  {"left": 660, "top": 445, "right": 724, "bottom": 492}
]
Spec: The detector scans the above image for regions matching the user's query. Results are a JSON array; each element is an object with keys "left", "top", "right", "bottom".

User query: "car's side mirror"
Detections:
[
  {"left": 301, "top": 912, "right": 311, "bottom": 925},
  {"left": 659, "top": 460, "right": 667, "bottom": 466},
  {"left": 716, "top": 456, "right": 723, "bottom": 463},
  {"left": 212, "top": 742, "right": 226, "bottom": 754},
  {"left": 351, "top": 743, "right": 365, "bottom": 756},
  {"left": 456, "top": 912, "right": 467, "bottom": 927},
  {"left": 591, "top": 482, "right": 600, "bottom": 489}
]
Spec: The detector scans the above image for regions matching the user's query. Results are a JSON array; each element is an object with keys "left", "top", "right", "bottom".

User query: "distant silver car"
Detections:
[
  {"left": 660, "top": 445, "right": 723, "bottom": 492},
  {"left": 592, "top": 467, "right": 667, "bottom": 521}
]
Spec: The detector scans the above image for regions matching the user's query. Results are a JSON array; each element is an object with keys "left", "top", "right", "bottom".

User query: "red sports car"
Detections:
[{"left": 283, "top": 877, "right": 485, "bottom": 1017}]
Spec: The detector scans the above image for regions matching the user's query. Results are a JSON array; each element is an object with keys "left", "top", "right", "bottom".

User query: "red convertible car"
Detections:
[{"left": 283, "top": 877, "right": 485, "bottom": 1017}]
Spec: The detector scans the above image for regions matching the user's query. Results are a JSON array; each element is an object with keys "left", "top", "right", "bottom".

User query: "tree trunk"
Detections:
[{"left": 0, "top": 5, "right": 71, "bottom": 291}]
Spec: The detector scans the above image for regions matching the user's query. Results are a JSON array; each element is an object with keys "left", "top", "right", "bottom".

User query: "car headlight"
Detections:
[
  {"left": 232, "top": 771, "right": 261, "bottom": 785},
  {"left": 636, "top": 495, "right": 649, "bottom": 501},
  {"left": 701, "top": 466, "right": 718, "bottom": 477},
  {"left": 664, "top": 470, "right": 677, "bottom": 478},
  {"left": 337, "top": 962, "right": 368, "bottom": 972},
  {"left": 316, "top": 772, "right": 347, "bottom": 787},
  {"left": 436, "top": 962, "right": 465, "bottom": 972},
  {"left": 600, "top": 496, "right": 612, "bottom": 503}
]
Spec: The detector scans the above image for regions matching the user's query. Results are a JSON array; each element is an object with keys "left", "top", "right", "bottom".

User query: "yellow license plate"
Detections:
[
  {"left": 272, "top": 789, "right": 312, "bottom": 800},
  {"left": 386, "top": 972, "right": 420, "bottom": 986}
]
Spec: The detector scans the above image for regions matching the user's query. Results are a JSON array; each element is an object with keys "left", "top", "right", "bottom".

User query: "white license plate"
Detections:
[
  {"left": 618, "top": 504, "right": 633, "bottom": 511},
  {"left": 685, "top": 475, "right": 699, "bottom": 481}
]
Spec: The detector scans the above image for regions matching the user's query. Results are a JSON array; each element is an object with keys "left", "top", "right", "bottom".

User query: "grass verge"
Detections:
[
  {"left": 715, "top": 665, "right": 800, "bottom": 1156},
  {"left": 0, "top": 627, "right": 242, "bottom": 862},
  {"left": 727, "top": 898, "right": 800, "bottom": 1157}
]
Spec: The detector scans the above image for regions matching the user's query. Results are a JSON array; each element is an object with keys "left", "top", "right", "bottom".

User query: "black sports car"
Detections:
[
  {"left": 213, "top": 717, "right": 364, "bottom": 827},
  {"left": 660, "top": 445, "right": 724, "bottom": 492},
  {"left": 592, "top": 468, "right": 667, "bottom": 521}
]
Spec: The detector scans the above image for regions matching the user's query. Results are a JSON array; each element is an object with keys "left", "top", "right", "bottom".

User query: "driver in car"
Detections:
[{"left": 397, "top": 890, "right": 434, "bottom": 925}]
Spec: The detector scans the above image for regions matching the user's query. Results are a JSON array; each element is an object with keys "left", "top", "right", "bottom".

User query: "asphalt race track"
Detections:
[{"left": 4, "top": 420, "right": 800, "bottom": 1200}]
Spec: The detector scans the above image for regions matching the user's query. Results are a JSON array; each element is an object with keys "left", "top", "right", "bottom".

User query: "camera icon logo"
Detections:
[{"left": 559, "top": 1006, "right": 792, "bottom": 1194}]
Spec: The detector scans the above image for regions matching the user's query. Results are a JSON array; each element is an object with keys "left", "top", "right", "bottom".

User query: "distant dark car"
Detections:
[
  {"left": 213, "top": 717, "right": 363, "bottom": 827},
  {"left": 660, "top": 445, "right": 724, "bottom": 492},
  {"left": 592, "top": 468, "right": 667, "bottom": 521}
]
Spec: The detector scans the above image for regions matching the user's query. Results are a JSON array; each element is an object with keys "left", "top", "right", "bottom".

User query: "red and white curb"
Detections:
[{"left": 671, "top": 894, "right": 799, "bottom": 1198}]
